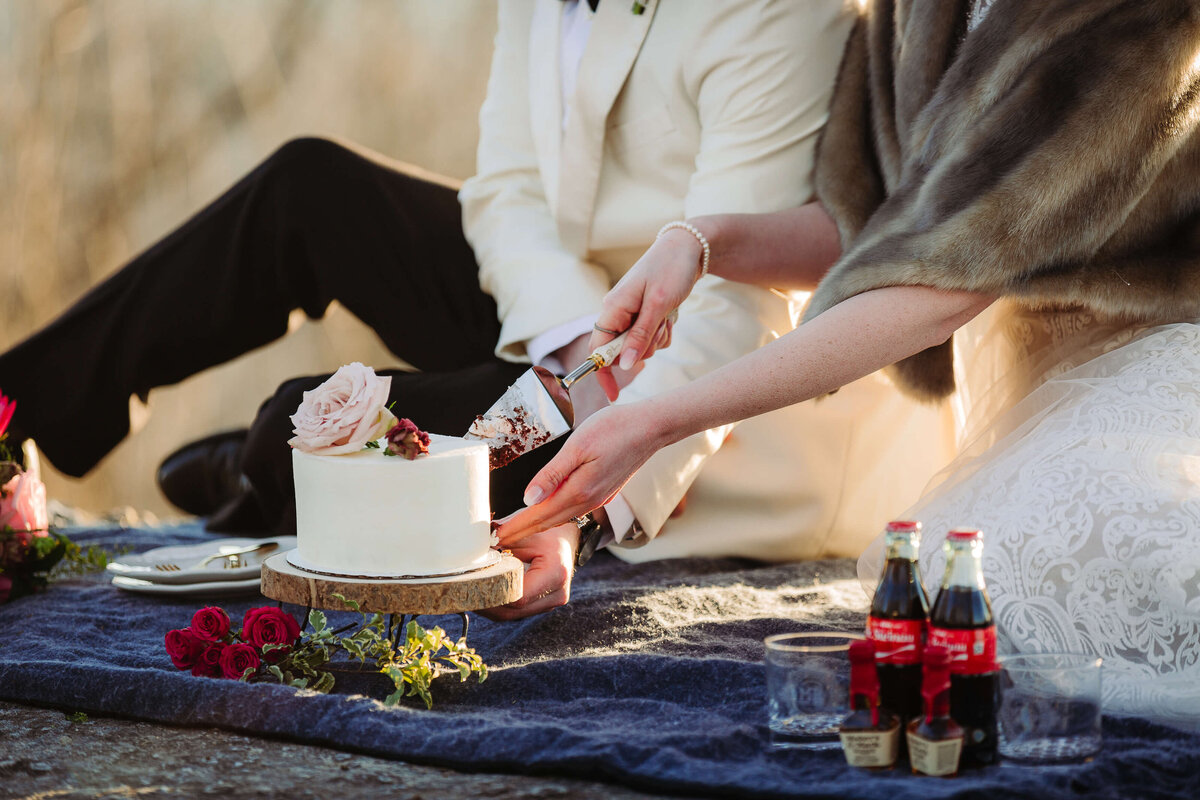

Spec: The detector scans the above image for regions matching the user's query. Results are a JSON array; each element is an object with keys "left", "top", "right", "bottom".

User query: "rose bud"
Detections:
[
  {"left": 164, "top": 628, "right": 207, "bottom": 670},
  {"left": 241, "top": 607, "right": 302, "bottom": 650},
  {"left": 192, "top": 642, "right": 226, "bottom": 678},
  {"left": 219, "top": 642, "right": 262, "bottom": 681},
  {"left": 190, "top": 606, "right": 231, "bottom": 641},
  {"left": 385, "top": 418, "right": 430, "bottom": 460}
]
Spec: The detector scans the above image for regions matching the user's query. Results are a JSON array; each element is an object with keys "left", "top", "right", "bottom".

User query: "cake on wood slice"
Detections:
[{"left": 289, "top": 433, "right": 497, "bottom": 578}]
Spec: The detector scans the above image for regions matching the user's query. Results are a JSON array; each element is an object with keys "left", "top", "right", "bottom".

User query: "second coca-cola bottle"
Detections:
[
  {"left": 866, "top": 521, "right": 930, "bottom": 724},
  {"left": 928, "top": 528, "right": 999, "bottom": 767}
]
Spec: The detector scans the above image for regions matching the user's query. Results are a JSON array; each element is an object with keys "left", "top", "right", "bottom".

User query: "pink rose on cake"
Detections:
[{"left": 288, "top": 362, "right": 397, "bottom": 455}]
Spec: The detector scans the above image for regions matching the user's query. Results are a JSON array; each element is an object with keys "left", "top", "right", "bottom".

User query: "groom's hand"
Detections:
[{"left": 480, "top": 522, "right": 580, "bottom": 621}]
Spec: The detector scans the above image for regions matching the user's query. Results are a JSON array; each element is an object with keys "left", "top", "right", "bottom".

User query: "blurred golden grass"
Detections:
[{"left": 0, "top": 0, "right": 496, "bottom": 519}]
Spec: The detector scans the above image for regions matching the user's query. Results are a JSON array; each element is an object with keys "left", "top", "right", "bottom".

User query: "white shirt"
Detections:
[{"left": 526, "top": 0, "right": 635, "bottom": 543}]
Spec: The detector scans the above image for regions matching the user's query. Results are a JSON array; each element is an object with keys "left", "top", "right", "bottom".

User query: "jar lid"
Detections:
[{"left": 886, "top": 520, "right": 921, "bottom": 532}]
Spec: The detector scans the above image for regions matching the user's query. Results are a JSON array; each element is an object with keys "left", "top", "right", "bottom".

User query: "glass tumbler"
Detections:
[
  {"left": 764, "top": 632, "right": 864, "bottom": 751},
  {"left": 997, "top": 653, "right": 1103, "bottom": 763}
]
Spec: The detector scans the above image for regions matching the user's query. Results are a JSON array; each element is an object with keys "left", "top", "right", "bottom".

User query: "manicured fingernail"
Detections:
[
  {"left": 619, "top": 350, "right": 636, "bottom": 371},
  {"left": 523, "top": 486, "right": 545, "bottom": 506}
]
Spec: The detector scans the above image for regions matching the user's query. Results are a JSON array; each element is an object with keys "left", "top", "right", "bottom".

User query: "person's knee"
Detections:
[
  {"left": 269, "top": 136, "right": 353, "bottom": 171},
  {"left": 260, "top": 137, "right": 362, "bottom": 200}
]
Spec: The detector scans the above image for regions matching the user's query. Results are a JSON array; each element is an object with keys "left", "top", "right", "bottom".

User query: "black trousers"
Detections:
[{"left": 0, "top": 137, "right": 562, "bottom": 532}]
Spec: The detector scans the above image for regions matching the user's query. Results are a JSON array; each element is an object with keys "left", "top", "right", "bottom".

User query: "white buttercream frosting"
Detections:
[{"left": 291, "top": 433, "right": 494, "bottom": 577}]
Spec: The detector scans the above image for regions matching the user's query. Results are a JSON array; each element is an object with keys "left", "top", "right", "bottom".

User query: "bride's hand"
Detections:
[
  {"left": 590, "top": 228, "right": 703, "bottom": 400},
  {"left": 494, "top": 403, "right": 664, "bottom": 547}
]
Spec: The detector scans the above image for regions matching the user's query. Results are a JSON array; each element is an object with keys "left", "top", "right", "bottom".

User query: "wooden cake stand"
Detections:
[{"left": 260, "top": 551, "right": 523, "bottom": 615}]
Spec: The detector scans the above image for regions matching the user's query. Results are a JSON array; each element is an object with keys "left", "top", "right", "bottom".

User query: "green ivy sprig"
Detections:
[{"left": 263, "top": 594, "right": 488, "bottom": 708}]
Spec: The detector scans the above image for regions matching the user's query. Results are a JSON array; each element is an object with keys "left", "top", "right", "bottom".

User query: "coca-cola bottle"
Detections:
[
  {"left": 928, "top": 528, "right": 998, "bottom": 767},
  {"left": 906, "top": 645, "right": 965, "bottom": 777},
  {"left": 838, "top": 639, "right": 900, "bottom": 769},
  {"left": 866, "top": 520, "right": 930, "bottom": 724}
]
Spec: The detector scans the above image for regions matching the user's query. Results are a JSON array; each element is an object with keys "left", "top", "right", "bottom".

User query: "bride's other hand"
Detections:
[
  {"left": 495, "top": 403, "right": 665, "bottom": 547},
  {"left": 590, "top": 228, "right": 702, "bottom": 400}
]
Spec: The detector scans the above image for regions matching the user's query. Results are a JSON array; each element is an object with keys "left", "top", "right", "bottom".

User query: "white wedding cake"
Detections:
[
  {"left": 285, "top": 363, "right": 498, "bottom": 578},
  {"left": 290, "top": 435, "right": 495, "bottom": 577}
]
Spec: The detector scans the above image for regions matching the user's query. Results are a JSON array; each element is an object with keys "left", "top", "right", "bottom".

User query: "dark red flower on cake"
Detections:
[
  {"left": 164, "top": 627, "right": 207, "bottom": 670},
  {"left": 385, "top": 418, "right": 430, "bottom": 460},
  {"left": 192, "top": 642, "right": 226, "bottom": 678},
  {"left": 241, "top": 606, "right": 301, "bottom": 650},
  {"left": 219, "top": 642, "right": 262, "bottom": 680},
  {"left": 190, "top": 606, "right": 231, "bottom": 641}
]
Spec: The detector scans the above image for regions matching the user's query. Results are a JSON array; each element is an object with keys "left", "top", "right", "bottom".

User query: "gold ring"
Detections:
[{"left": 593, "top": 324, "right": 620, "bottom": 336}]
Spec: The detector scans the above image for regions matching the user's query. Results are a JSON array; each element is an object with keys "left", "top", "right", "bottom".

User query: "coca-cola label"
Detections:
[
  {"left": 927, "top": 625, "right": 997, "bottom": 675},
  {"left": 866, "top": 617, "right": 924, "bottom": 665}
]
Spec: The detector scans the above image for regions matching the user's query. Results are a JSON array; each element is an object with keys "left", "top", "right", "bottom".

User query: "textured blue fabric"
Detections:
[{"left": 1, "top": 524, "right": 1196, "bottom": 799}]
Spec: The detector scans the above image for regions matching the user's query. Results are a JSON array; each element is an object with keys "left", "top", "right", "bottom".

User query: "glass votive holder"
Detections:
[
  {"left": 997, "top": 653, "right": 1103, "bottom": 764},
  {"left": 764, "top": 631, "right": 864, "bottom": 751}
]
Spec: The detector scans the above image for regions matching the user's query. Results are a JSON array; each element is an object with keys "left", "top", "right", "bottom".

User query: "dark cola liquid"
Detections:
[
  {"left": 930, "top": 586, "right": 998, "bottom": 767},
  {"left": 870, "top": 559, "right": 929, "bottom": 722}
]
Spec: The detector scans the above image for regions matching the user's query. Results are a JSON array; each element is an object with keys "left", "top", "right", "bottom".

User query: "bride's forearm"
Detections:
[
  {"left": 638, "top": 285, "right": 995, "bottom": 445},
  {"left": 688, "top": 202, "right": 841, "bottom": 291}
]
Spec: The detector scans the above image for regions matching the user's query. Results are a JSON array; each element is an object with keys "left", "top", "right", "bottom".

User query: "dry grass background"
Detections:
[{"left": 0, "top": 0, "right": 496, "bottom": 520}]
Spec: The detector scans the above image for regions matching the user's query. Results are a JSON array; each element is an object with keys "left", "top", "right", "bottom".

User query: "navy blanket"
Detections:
[{"left": 1, "top": 525, "right": 1196, "bottom": 799}]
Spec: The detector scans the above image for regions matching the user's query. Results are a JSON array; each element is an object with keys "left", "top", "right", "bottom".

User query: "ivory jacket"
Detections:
[{"left": 458, "top": 0, "right": 951, "bottom": 560}]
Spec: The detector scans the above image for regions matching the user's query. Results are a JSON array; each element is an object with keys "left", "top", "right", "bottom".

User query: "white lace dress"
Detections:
[{"left": 858, "top": 302, "right": 1200, "bottom": 729}]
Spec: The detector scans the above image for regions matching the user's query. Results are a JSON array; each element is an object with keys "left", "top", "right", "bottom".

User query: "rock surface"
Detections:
[{"left": 0, "top": 701, "right": 687, "bottom": 800}]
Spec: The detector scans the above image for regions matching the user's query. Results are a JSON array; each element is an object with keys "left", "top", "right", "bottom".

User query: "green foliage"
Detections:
[
  {"left": 1, "top": 528, "right": 118, "bottom": 601},
  {"left": 259, "top": 594, "right": 488, "bottom": 708},
  {"left": 65, "top": 711, "right": 89, "bottom": 724},
  {"left": 364, "top": 440, "right": 381, "bottom": 450}
]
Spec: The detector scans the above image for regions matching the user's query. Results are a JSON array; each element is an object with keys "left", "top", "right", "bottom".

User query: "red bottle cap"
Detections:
[
  {"left": 946, "top": 528, "right": 983, "bottom": 542},
  {"left": 886, "top": 521, "right": 921, "bottom": 532}
]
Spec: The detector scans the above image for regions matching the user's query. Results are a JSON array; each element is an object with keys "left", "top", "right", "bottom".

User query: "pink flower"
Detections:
[
  {"left": 0, "top": 469, "right": 48, "bottom": 534},
  {"left": 164, "top": 628, "right": 207, "bottom": 670},
  {"left": 288, "top": 363, "right": 396, "bottom": 455},
  {"left": 385, "top": 418, "right": 430, "bottom": 460},
  {"left": 0, "top": 393, "right": 14, "bottom": 439},
  {"left": 242, "top": 607, "right": 301, "bottom": 650},
  {"left": 192, "top": 642, "right": 226, "bottom": 678},
  {"left": 219, "top": 642, "right": 262, "bottom": 680},
  {"left": 190, "top": 607, "right": 231, "bottom": 641}
]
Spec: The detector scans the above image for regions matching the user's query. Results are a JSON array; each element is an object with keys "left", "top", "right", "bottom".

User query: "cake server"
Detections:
[{"left": 465, "top": 312, "right": 675, "bottom": 468}]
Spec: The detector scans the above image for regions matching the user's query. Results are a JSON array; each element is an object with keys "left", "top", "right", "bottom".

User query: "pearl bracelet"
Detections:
[{"left": 656, "top": 220, "right": 710, "bottom": 280}]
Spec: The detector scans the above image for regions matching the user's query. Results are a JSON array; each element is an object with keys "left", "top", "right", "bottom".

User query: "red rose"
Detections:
[
  {"left": 192, "top": 642, "right": 226, "bottom": 678},
  {"left": 242, "top": 606, "right": 301, "bottom": 650},
  {"left": 190, "top": 606, "right": 231, "bottom": 641},
  {"left": 219, "top": 642, "right": 262, "bottom": 680},
  {"left": 385, "top": 418, "right": 430, "bottom": 460},
  {"left": 164, "top": 628, "right": 206, "bottom": 670}
]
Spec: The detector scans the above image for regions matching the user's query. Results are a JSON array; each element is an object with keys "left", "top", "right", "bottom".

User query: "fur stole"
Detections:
[{"left": 807, "top": 0, "right": 1200, "bottom": 401}]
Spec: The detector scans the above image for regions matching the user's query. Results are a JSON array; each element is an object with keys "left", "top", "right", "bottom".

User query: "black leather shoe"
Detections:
[{"left": 156, "top": 430, "right": 250, "bottom": 516}]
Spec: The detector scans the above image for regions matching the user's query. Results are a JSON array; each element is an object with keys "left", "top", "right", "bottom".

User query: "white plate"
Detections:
[
  {"left": 105, "top": 537, "right": 296, "bottom": 585},
  {"left": 111, "top": 574, "right": 264, "bottom": 598}
]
